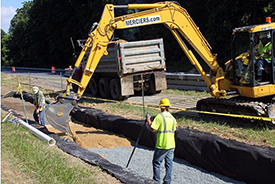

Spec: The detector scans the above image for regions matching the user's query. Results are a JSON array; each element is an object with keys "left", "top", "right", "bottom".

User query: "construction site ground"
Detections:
[{"left": 1, "top": 72, "right": 274, "bottom": 183}]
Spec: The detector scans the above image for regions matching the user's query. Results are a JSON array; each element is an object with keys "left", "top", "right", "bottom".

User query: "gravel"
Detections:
[{"left": 89, "top": 146, "right": 245, "bottom": 184}]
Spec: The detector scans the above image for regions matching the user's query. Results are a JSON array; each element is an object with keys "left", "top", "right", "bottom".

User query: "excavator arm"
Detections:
[{"left": 46, "top": 2, "right": 233, "bottom": 133}]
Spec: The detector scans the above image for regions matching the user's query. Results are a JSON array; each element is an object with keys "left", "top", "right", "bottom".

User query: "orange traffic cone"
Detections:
[{"left": 51, "top": 66, "right": 56, "bottom": 74}]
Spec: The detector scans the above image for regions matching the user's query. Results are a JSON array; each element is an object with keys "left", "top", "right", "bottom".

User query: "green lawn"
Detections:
[{"left": 1, "top": 120, "right": 107, "bottom": 184}]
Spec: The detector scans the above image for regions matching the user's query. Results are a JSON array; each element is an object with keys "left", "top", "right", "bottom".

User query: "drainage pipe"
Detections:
[
  {"left": 2, "top": 111, "right": 13, "bottom": 122},
  {"left": 11, "top": 117, "right": 56, "bottom": 146}
]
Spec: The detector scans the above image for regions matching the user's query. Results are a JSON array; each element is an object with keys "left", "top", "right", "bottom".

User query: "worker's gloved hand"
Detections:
[
  {"left": 36, "top": 109, "right": 39, "bottom": 114},
  {"left": 146, "top": 113, "right": 151, "bottom": 121}
]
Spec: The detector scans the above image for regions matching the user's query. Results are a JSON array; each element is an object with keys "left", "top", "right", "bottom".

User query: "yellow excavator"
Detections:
[{"left": 45, "top": 1, "right": 275, "bottom": 133}]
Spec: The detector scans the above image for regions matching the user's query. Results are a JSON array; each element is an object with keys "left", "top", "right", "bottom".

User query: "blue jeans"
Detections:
[
  {"left": 256, "top": 59, "right": 264, "bottom": 76},
  {"left": 33, "top": 109, "right": 45, "bottom": 126},
  {"left": 153, "top": 148, "right": 174, "bottom": 184}
]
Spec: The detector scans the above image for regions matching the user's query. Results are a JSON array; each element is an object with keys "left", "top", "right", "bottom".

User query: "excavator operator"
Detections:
[{"left": 255, "top": 32, "right": 272, "bottom": 82}]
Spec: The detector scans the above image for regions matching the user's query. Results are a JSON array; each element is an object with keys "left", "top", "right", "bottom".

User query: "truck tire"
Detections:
[
  {"left": 99, "top": 78, "right": 110, "bottom": 99},
  {"left": 110, "top": 78, "right": 123, "bottom": 100},
  {"left": 89, "top": 78, "right": 98, "bottom": 96},
  {"left": 146, "top": 77, "right": 156, "bottom": 95}
]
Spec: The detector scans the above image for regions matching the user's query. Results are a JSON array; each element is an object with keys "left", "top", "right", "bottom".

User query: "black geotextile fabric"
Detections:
[
  {"left": 175, "top": 128, "right": 275, "bottom": 184},
  {"left": 71, "top": 106, "right": 275, "bottom": 184},
  {"left": 2, "top": 90, "right": 51, "bottom": 104},
  {"left": 49, "top": 133, "right": 157, "bottom": 184}
]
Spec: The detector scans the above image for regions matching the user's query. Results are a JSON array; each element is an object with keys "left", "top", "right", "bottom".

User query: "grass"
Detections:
[
  {"left": 1, "top": 73, "right": 63, "bottom": 96},
  {"left": 1, "top": 119, "right": 102, "bottom": 184},
  {"left": 1, "top": 73, "right": 22, "bottom": 90}
]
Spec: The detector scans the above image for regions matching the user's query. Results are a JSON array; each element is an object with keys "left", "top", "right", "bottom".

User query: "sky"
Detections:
[{"left": 1, "top": 0, "right": 27, "bottom": 33}]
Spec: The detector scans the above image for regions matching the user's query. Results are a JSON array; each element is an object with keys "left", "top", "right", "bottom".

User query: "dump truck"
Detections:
[{"left": 73, "top": 38, "right": 167, "bottom": 100}]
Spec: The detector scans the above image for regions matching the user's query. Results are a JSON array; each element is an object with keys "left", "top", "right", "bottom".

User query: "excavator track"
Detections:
[{"left": 196, "top": 97, "right": 273, "bottom": 119}]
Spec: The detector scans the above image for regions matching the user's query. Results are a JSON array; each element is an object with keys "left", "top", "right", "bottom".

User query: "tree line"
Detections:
[{"left": 1, "top": 0, "right": 275, "bottom": 72}]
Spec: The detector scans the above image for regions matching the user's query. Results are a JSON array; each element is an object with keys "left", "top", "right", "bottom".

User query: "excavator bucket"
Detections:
[{"left": 45, "top": 98, "right": 76, "bottom": 135}]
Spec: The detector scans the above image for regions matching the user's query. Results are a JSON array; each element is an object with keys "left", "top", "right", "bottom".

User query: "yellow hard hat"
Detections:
[{"left": 159, "top": 98, "right": 171, "bottom": 108}]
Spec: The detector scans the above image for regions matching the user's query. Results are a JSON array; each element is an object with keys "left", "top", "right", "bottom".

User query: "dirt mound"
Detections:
[{"left": 46, "top": 122, "right": 132, "bottom": 149}]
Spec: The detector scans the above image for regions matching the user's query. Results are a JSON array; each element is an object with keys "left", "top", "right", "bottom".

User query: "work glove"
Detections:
[
  {"left": 36, "top": 108, "right": 39, "bottom": 114},
  {"left": 146, "top": 113, "right": 151, "bottom": 121}
]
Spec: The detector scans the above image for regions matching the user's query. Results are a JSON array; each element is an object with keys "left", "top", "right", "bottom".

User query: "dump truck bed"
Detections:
[{"left": 96, "top": 38, "right": 166, "bottom": 76}]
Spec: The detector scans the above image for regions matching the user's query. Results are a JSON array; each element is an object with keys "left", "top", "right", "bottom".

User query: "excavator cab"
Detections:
[{"left": 232, "top": 28, "right": 274, "bottom": 87}]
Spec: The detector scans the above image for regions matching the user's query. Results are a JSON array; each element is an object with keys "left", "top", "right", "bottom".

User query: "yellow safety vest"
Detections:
[
  {"left": 151, "top": 111, "right": 177, "bottom": 149},
  {"left": 258, "top": 42, "right": 272, "bottom": 61}
]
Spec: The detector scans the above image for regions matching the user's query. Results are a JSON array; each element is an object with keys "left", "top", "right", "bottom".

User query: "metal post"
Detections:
[{"left": 17, "top": 77, "right": 29, "bottom": 124}]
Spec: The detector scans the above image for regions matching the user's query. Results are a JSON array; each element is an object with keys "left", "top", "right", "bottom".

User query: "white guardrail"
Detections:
[
  {"left": 1, "top": 67, "right": 208, "bottom": 91},
  {"left": 166, "top": 72, "right": 208, "bottom": 91}
]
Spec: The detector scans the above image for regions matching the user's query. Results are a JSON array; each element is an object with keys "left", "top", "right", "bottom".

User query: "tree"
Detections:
[
  {"left": 1, "top": 29, "right": 11, "bottom": 65},
  {"left": 5, "top": 0, "right": 275, "bottom": 71},
  {"left": 7, "top": 1, "right": 34, "bottom": 66}
]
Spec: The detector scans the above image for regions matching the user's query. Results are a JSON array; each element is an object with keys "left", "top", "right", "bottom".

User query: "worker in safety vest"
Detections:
[
  {"left": 146, "top": 98, "right": 177, "bottom": 184},
  {"left": 33, "top": 86, "right": 47, "bottom": 126},
  {"left": 255, "top": 32, "right": 272, "bottom": 81}
]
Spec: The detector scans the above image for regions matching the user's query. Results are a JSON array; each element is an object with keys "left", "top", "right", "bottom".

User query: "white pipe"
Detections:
[
  {"left": 10, "top": 117, "right": 56, "bottom": 146},
  {"left": 2, "top": 111, "right": 13, "bottom": 122}
]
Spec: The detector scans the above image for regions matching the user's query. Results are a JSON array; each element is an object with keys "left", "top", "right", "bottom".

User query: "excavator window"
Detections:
[
  {"left": 232, "top": 32, "right": 252, "bottom": 86},
  {"left": 232, "top": 30, "right": 274, "bottom": 86},
  {"left": 253, "top": 31, "right": 272, "bottom": 84}
]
